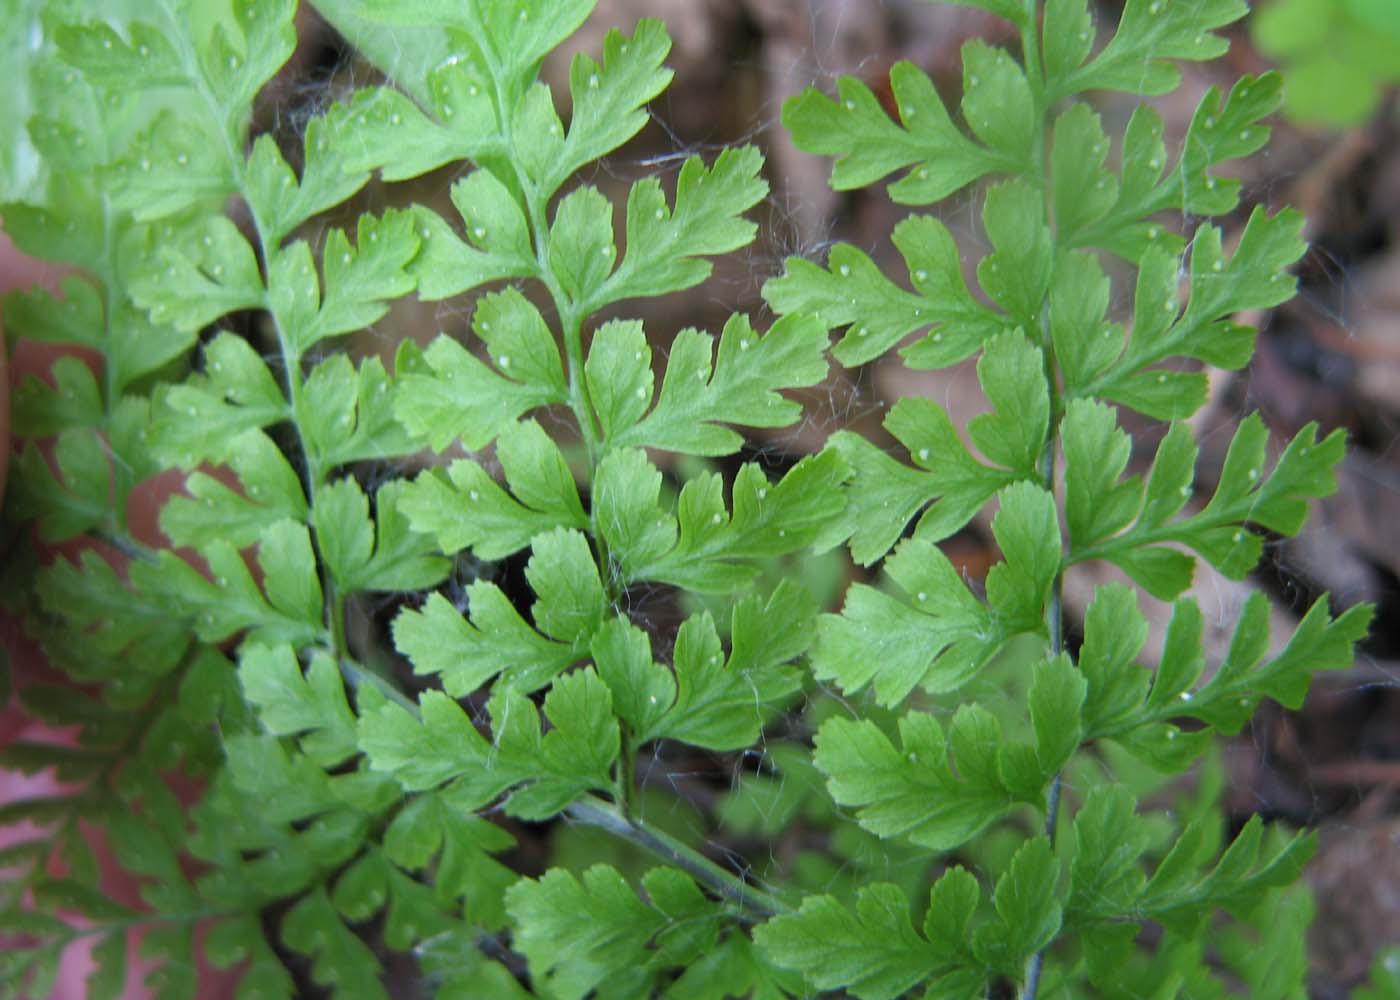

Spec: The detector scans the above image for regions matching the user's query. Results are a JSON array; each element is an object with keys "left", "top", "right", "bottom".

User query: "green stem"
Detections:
[
  {"left": 49, "top": 905, "right": 241, "bottom": 945},
  {"left": 1023, "top": 428, "right": 1064, "bottom": 1000},
  {"left": 487, "top": 68, "right": 617, "bottom": 596},
  {"left": 338, "top": 654, "right": 419, "bottom": 715},
  {"left": 167, "top": 12, "right": 362, "bottom": 672},
  {"left": 565, "top": 795, "right": 793, "bottom": 921},
  {"left": 1023, "top": 3, "right": 1065, "bottom": 995},
  {"left": 614, "top": 728, "right": 636, "bottom": 819}
]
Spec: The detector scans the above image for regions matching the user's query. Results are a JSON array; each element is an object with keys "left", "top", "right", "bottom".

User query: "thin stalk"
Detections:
[
  {"left": 565, "top": 796, "right": 793, "bottom": 921},
  {"left": 50, "top": 905, "right": 240, "bottom": 945},
  {"left": 614, "top": 729, "right": 636, "bottom": 819},
  {"left": 1022, "top": 3, "right": 1066, "bottom": 992},
  {"left": 162, "top": 0, "right": 368, "bottom": 673},
  {"left": 489, "top": 72, "right": 619, "bottom": 600},
  {"left": 339, "top": 654, "right": 419, "bottom": 715},
  {"left": 1023, "top": 438, "right": 1065, "bottom": 1000}
]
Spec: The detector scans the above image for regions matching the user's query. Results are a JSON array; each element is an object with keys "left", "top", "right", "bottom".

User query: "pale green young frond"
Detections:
[
  {"left": 359, "top": 671, "right": 619, "bottom": 821},
  {"left": 593, "top": 313, "right": 829, "bottom": 456},
  {"left": 765, "top": 213, "right": 1012, "bottom": 369},
  {"left": 507, "top": 865, "right": 722, "bottom": 1000}
]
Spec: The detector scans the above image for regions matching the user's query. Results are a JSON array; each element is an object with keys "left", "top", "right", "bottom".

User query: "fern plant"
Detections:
[
  {"left": 0, "top": 0, "right": 1371, "bottom": 998},
  {"left": 749, "top": 0, "right": 1373, "bottom": 995}
]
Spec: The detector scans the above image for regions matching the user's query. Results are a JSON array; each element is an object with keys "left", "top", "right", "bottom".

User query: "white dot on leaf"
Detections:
[
  {"left": 838, "top": 264, "right": 850, "bottom": 277},
  {"left": 711, "top": 513, "right": 723, "bottom": 525},
  {"left": 918, "top": 448, "right": 930, "bottom": 461},
  {"left": 636, "top": 386, "right": 647, "bottom": 398}
]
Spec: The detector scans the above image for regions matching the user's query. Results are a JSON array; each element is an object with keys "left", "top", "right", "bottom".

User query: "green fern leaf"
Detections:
[
  {"left": 766, "top": 213, "right": 1011, "bottom": 368},
  {"left": 755, "top": 883, "right": 946, "bottom": 1000},
  {"left": 393, "top": 589, "right": 577, "bottom": 697},
  {"left": 606, "top": 313, "right": 829, "bottom": 455},
  {"left": 359, "top": 671, "right": 619, "bottom": 820}
]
